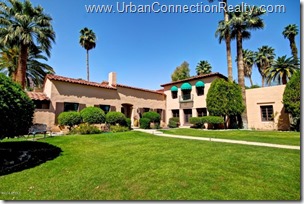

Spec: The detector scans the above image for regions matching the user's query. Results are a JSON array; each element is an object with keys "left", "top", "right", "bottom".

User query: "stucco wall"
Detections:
[
  {"left": 34, "top": 79, "right": 166, "bottom": 130},
  {"left": 246, "top": 85, "right": 290, "bottom": 130},
  {"left": 163, "top": 76, "right": 220, "bottom": 125}
]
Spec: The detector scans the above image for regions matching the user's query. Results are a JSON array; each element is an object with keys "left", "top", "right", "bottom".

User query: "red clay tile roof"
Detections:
[
  {"left": 46, "top": 74, "right": 116, "bottom": 90},
  {"left": 27, "top": 92, "right": 50, "bottom": 101},
  {"left": 102, "top": 81, "right": 164, "bottom": 95},
  {"left": 160, "top": 72, "right": 228, "bottom": 87}
]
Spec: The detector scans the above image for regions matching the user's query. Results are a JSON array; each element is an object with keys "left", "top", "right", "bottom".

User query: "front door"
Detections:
[{"left": 183, "top": 109, "right": 192, "bottom": 125}]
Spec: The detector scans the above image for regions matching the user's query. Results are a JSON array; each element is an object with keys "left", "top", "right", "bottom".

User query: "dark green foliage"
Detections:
[
  {"left": 140, "top": 118, "right": 150, "bottom": 129},
  {"left": 80, "top": 107, "right": 105, "bottom": 124},
  {"left": 283, "top": 71, "right": 300, "bottom": 131},
  {"left": 125, "top": 118, "right": 132, "bottom": 129},
  {"left": 0, "top": 74, "right": 35, "bottom": 139},
  {"left": 190, "top": 117, "right": 204, "bottom": 128},
  {"left": 58, "top": 111, "right": 82, "bottom": 130},
  {"left": 207, "top": 78, "right": 245, "bottom": 117},
  {"left": 106, "top": 112, "right": 126, "bottom": 125},
  {"left": 110, "top": 125, "right": 130, "bottom": 133},
  {"left": 190, "top": 116, "right": 224, "bottom": 129},
  {"left": 142, "top": 111, "right": 161, "bottom": 123},
  {"left": 69, "top": 123, "right": 101, "bottom": 135},
  {"left": 171, "top": 61, "right": 190, "bottom": 81},
  {"left": 168, "top": 117, "right": 180, "bottom": 128}
]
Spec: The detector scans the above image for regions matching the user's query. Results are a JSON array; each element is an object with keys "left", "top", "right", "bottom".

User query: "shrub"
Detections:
[
  {"left": 0, "top": 74, "right": 35, "bottom": 139},
  {"left": 69, "top": 123, "right": 101, "bottom": 135},
  {"left": 110, "top": 125, "right": 130, "bottom": 133},
  {"left": 106, "top": 112, "right": 126, "bottom": 125},
  {"left": 58, "top": 111, "right": 82, "bottom": 130},
  {"left": 189, "top": 117, "right": 204, "bottom": 128},
  {"left": 168, "top": 117, "right": 180, "bottom": 128},
  {"left": 80, "top": 107, "right": 105, "bottom": 124},
  {"left": 202, "top": 116, "right": 224, "bottom": 124},
  {"left": 140, "top": 118, "right": 150, "bottom": 129},
  {"left": 283, "top": 71, "right": 300, "bottom": 131},
  {"left": 142, "top": 111, "right": 160, "bottom": 123},
  {"left": 125, "top": 118, "right": 131, "bottom": 129}
]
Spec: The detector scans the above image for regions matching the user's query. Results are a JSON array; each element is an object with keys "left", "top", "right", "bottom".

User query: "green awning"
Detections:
[
  {"left": 171, "top": 86, "right": 178, "bottom": 92},
  {"left": 196, "top": 81, "right": 205, "bottom": 88},
  {"left": 181, "top": 83, "right": 192, "bottom": 90}
]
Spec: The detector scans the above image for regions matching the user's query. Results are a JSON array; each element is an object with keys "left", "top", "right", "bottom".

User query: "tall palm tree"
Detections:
[
  {"left": 229, "top": 6, "right": 265, "bottom": 129},
  {"left": 211, "top": 0, "right": 233, "bottom": 81},
  {"left": 79, "top": 27, "right": 96, "bottom": 81},
  {"left": 282, "top": 24, "right": 299, "bottom": 63},
  {"left": 255, "top": 46, "right": 276, "bottom": 87},
  {"left": 0, "top": 0, "right": 55, "bottom": 89},
  {"left": 237, "top": 49, "right": 255, "bottom": 86},
  {"left": 265, "top": 55, "right": 299, "bottom": 85},
  {"left": 196, "top": 60, "right": 212, "bottom": 75},
  {"left": 0, "top": 46, "right": 55, "bottom": 88}
]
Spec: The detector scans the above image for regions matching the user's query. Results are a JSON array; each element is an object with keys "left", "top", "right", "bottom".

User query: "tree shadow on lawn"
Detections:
[{"left": 0, "top": 141, "right": 62, "bottom": 176}]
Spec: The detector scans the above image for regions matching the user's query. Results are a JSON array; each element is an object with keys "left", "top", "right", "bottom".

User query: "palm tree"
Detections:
[
  {"left": 237, "top": 49, "right": 254, "bottom": 86},
  {"left": 255, "top": 46, "right": 276, "bottom": 87},
  {"left": 229, "top": 6, "right": 265, "bottom": 129},
  {"left": 79, "top": 27, "right": 96, "bottom": 81},
  {"left": 265, "top": 55, "right": 299, "bottom": 85},
  {"left": 211, "top": 0, "right": 233, "bottom": 81},
  {"left": 0, "top": 0, "right": 55, "bottom": 89},
  {"left": 196, "top": 60, "right": 212, "bottom": 75},
  {"left": 282, "top": 24, "right": 299, "bottom": 63},
  {"left": 0, "top": 46, "right": 55, "bottom": 88}
]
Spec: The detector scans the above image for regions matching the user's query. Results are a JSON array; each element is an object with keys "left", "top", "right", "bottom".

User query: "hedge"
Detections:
[
  {"left": 80, "top": 107, "right": 105, "bottom": 124},
  {"left": 140, "top": 118, "right": 150, "bottom": 129},
  {"left": 106, "top": 112, "right": 126, "bottom": 125},
  {"left": 58, "top": 111, "right": 82, "bottom": 130},
  {"left": 142, "top": 111, "right": 161, "bottom": 123},
  {"left": 190, "top": 116, "right": 224, "bottom": 129}
]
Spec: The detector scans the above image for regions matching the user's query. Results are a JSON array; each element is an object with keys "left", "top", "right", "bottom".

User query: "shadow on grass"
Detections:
[{"left": 0, "top": 141, "right": 62, "bottom": 176}]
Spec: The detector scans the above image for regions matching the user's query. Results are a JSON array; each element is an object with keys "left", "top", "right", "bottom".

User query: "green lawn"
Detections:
[
  {"left": 0, "top": 132, "right": 300, "bottom": 200},
  {"left": 160, "top": 129, "right": 300, "bottom": 146}
]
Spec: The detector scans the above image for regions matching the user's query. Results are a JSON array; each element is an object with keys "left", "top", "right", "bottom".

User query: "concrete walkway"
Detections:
[{"left": 133, "top": 129, "right": 300, "bottom": 150}]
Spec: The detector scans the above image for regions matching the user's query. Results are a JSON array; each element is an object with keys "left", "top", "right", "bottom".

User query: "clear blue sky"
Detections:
[{"left": 31, "top": 0, "right": 300, "bottom": 90}]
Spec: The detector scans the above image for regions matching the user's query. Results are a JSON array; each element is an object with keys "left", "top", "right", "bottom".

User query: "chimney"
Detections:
[{"left": 108, "top": 72, "right": 117, "bottom": 87}]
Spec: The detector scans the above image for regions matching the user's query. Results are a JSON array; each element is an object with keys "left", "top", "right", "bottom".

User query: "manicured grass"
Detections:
[
  {"left": 0, "top": 132, "right": 300, "bottom": 200},
  {"left": 160, "top": 129, "right": 300, "bottom": 146}
]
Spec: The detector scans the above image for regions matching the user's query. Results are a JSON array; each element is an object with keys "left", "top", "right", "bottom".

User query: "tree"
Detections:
[
  {"left": 237, "top": 49, "right": 254, "bottom": 86},
  {"left": 171, "top": 61, "right": 190, "bottom": 81},
  {"left": 255, "top": 46, "right": 276, "bottom": 87},
  {"left": 0, "top": 46, "right": 55, "bottom": 89},
  {"left": 0, "top": 0, "right": 55, "bottom": 89},
  {"left": 0, "top": 73, "right": 35, "bottom": 139},
  {"left": 206, "top": 78, "right": 245, "bottom": 128},
  {"left": 265, "top": 55, "right": 299, "bottom": 85},
  {"left": 229, "top": 6, "right": 265, "bottom": 128},
  {"left": 79, "top": 27, "right": 96, "bottom": 81},
  {"left": 282, "top": 24, "right": 299, "bottom": 63},
  {"left": 211, "top": 0, "right": 233, "bottom": 81},
  {"left": 196, "top": 60, "right": 212, "bottom": 75},
  {"left": 283, "top": 71, "right": 300, "bottom": 131}
]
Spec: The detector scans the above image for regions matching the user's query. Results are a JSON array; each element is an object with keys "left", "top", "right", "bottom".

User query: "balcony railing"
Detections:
[{"left": 179, "top": 94, "right": 194, "bottom": 102}]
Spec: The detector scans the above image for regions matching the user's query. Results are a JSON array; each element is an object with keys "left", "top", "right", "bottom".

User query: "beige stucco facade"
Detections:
[
  {"left": 31, "top": 72, "right": 290, "bottom": 131},
  {"left": 246, "top": 85, "right": 290, "bottom": 130}
]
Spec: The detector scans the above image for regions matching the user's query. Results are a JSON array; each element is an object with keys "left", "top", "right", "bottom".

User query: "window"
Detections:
[
  {"left": 260, "top": 105, "right": 274, "bottom": 121},
  {"left": 172, "top": 109, "right": 179, "bottom": 118},
  {"left": 172, "top": 92, "right": 178, "bottom": 99},
  {"left": 197, "top": 108, "right": 207, "bottom": 117},
  {"left": 99, "top": 105, "right": 110, "bottom": 114},
  {"left": 196, "top": 87, "right": 205, "bottom": 96},
  {"left": 182, "top": 90, "right": 191, "bottom": 100},
  {"left": 34, "top": 100, "right": 50, "bottom": 109},
  {"left": 64, "top": 102, "right": 79, "bottom": 112},
  {"left": 143, "top": 108, "right": 150, "bottom": 113}
]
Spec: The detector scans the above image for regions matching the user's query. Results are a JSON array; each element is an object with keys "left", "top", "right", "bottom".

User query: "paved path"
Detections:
[{"left": 133, "top": 129, "right": 300, "bottom": 150}]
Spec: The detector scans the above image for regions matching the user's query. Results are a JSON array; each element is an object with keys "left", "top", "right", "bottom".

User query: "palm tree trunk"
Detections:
[
  {"left": 86, "top": 49, "right": 90, "bottom": 81},
  {"left": 236, "top": 30, "right": 248, "bottom": 129},
  {"left": 249, "top": 76, "right": 253, "bottom": 87},
  {"left": 16, "top": 44, "right": 28, "bottom": 89},
  {"left": 290, "top": 37, "right": 298, "bottom": 63},
  {"left": 282, "top": 73, "right": 287, "bottom": 85},
  {"left": 261, "top": 76, "right": 265, "bottom": 87},
  {"left": 223, "top": 0, "right": 233, "bottom": 81}
]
